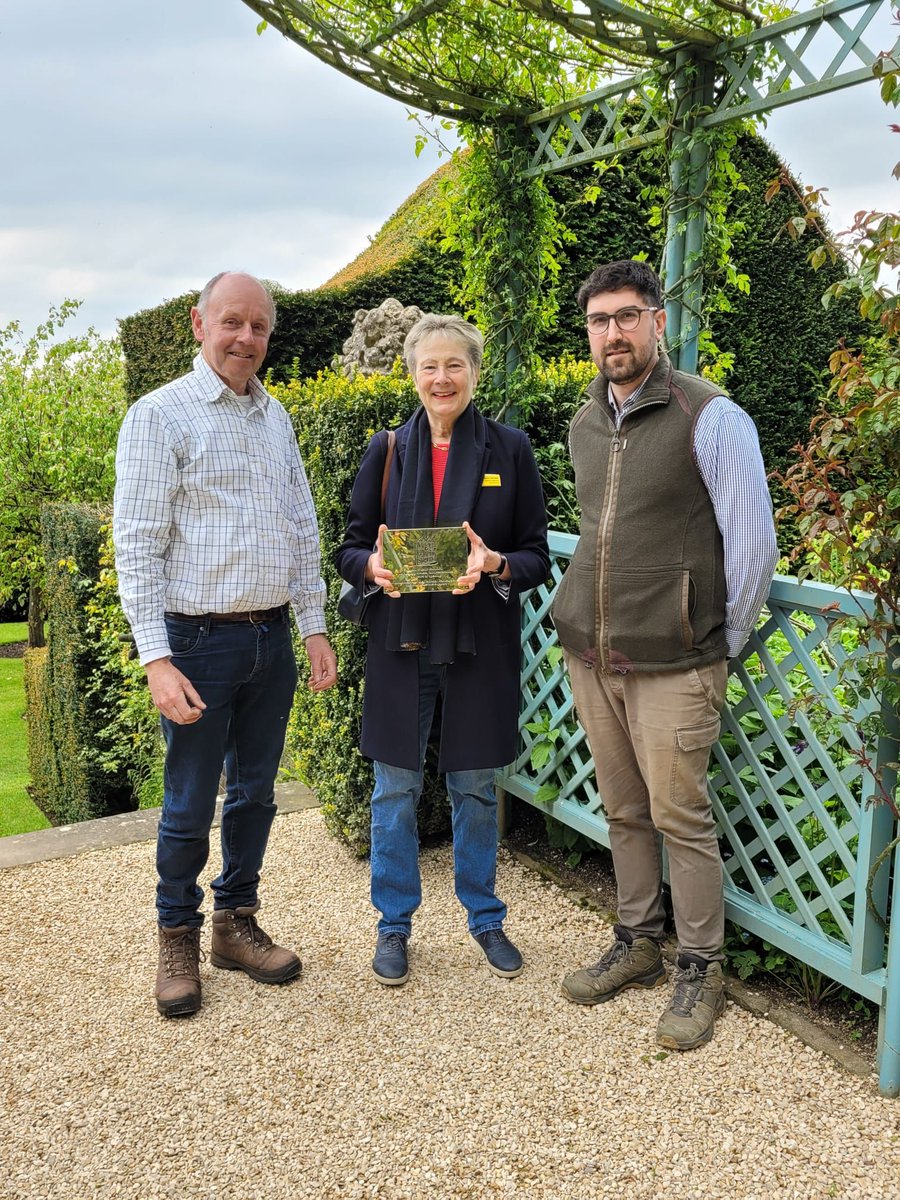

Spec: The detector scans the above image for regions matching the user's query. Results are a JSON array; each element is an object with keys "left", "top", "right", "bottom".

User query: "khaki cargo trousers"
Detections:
[{"left": 565, "top": 652, "right": 728, "bottom": 961}]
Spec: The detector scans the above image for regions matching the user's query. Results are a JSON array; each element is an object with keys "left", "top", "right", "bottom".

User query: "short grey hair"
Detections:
[
  {"left": 196, "top": 271, "right": 277, "bottom": 330},
  {"left": 403, "top": 313, "right": 483, "bottom": 375}
]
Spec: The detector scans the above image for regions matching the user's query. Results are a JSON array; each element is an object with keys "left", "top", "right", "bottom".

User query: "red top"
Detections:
[{"left": 431, "top": 443, "right": 450, "bottom": 518}]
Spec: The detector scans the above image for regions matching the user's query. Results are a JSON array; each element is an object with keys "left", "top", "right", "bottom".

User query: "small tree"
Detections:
[
  {"left": 770, "top": 34, "right": 900, "bottom": 820},
  {"left": 0, "top": 300, "right": 126, "bottom": 645}
]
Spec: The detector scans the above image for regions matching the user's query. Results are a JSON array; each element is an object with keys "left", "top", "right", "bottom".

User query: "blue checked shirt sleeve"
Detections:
[
  {"left": 694, "top": 397, "right": 779, "bottom": 658},
  {"left": 113, "top": 400, "right": 179, "bottom": 664},
  {"left": 281, "top": 413, "right": 328, "bottom": 639}
]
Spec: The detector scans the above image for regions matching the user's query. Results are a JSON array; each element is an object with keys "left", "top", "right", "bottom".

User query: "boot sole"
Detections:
[
  {"left": 156, "top": 995, "right": 201, "bottom": 1018},
  {"left": 210, "top": 952, "right": 302, "bottom": 984},
  {"left": 561, "top": 968, "right": 667, "bottom": 1005}
]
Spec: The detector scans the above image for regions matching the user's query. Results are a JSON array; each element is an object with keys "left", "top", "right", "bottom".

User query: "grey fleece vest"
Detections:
[{"left": 552, "top": 353, "right": 728, "bottom": 673}]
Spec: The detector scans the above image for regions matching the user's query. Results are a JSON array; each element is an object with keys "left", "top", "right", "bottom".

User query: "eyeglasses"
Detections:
[{"left": 585, "top": 306, "right": 659, "bottom": 334}]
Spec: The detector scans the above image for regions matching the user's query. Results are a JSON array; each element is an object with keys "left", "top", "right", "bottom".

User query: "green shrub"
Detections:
[
  {"left": 30, "top": 505, "right": 133, "bottom": 823},
  {"left": 84, "top": 523, "right": 164, "bottom": 811}
]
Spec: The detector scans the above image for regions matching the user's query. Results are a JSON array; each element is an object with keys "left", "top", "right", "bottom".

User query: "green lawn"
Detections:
[
  {"left": 0, "top": 621, "right": 27, "bottom": 646},
  {"left": 0, "top": 623, "right": 49, "bottom": 837}
]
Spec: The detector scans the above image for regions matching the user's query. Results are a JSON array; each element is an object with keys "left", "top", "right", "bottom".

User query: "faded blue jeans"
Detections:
[
  {"left": 156, "top": 611, "right": 297, "bottom": 929},
  {"left": 370, "top": 653, "right": 506, "bottom": 937}
]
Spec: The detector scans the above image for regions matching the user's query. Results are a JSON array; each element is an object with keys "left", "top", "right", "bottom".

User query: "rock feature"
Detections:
[{"left": 338, "top": 298, "right": 424, "bottom": 377}]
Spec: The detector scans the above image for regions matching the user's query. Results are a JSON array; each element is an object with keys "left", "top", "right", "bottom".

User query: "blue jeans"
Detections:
[
  {"left": 370, "top": 654, "right": 506, "bottom": 937},
  {"left": 156, "top": 612, "right": 298, "bottom": 928}
]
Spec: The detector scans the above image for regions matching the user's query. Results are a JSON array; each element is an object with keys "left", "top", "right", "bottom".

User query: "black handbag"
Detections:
[{"left": 337, "top": 430, "right": 396, "bottom": 625}]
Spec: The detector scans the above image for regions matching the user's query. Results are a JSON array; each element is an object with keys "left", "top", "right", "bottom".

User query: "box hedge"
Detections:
[{"left": 28, "top": 505, "right": 133, "bottom": 823}]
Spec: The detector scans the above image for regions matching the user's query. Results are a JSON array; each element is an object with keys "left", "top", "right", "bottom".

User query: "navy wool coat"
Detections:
[{"left": 335, "top": 407, "right": 550, "bottom": 773}]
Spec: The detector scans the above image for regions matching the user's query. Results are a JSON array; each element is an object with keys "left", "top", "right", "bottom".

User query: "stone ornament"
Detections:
[{"left": 338, "top": 298, "right": 424, "bottom": 378}]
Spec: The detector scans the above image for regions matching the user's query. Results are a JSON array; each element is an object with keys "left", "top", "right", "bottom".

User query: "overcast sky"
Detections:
[{"left": 2, "top": 0, "right": 897, "bottom": 342}]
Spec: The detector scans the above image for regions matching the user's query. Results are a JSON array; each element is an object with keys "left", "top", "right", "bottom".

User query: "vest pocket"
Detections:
[
  {"left": 551, "top": 560, "right": 597, "bottom": 657},
  {"left": 607, "top": 566, "right": 694, "bottom": 665}
]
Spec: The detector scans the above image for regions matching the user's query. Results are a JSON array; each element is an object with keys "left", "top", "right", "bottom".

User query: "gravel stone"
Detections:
[{"left": 2, "top": 808, "right": 899, "bottom": 1199}]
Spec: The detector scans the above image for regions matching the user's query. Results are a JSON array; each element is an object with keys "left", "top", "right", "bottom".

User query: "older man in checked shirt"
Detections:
[
  {"left": 114, "top": 271, "right": 337, "bottom": 1017},
  {"left": 553, "top": 259, "right": 778, "bottom": 1051}
]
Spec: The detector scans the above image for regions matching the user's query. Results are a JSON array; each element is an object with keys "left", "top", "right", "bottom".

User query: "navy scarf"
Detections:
[{"left": 384, "top": 403, "right": 488, "bottom": 663}]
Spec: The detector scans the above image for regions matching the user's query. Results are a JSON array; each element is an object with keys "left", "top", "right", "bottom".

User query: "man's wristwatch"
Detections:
[{"left": 487, "top": 555, "right": 508, "bottom": 578}]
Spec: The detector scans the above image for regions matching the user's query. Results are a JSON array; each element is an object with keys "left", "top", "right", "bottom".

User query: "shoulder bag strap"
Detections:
[{"left": 380, "top": 430, "right": 396, "bottom": 522}]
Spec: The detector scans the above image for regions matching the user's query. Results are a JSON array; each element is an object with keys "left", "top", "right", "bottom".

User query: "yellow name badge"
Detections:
[{"left": 482, "top": 473, "right": 501, "bottom": 487}]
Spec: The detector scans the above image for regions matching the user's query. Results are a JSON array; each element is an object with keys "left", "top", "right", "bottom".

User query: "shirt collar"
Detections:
[
  {"left": 191, "top": 351, "right": 270, "bottom": 411},
  {"left": 606, "top": 371, "right": 652, "bottom": 416}
]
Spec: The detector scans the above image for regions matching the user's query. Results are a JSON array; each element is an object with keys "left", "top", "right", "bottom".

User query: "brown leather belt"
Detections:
[{"left": 165, "top": 605, "right": 289, "bottom": 625}]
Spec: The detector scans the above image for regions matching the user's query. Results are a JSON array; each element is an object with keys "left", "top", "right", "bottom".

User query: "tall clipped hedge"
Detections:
[
  {"left": 270, "top": 357, "right": 594, "bottom": 852},
  {"left": 119, "top": 131, "right": 856, "bottom": 490},
  {"left": 26, "top": 504, "right": 133, "bottom": 823}
]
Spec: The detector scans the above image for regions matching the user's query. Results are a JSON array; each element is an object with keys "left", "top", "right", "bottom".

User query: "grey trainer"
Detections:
[
  {"left": 656, "top": 956, "right": 726, "bottom": 1050},
  {"left": 561, "top": 927, "right": 666, "bottom": 1005}
]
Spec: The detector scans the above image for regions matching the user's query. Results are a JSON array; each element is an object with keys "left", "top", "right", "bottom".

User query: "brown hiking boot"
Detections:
[
  {"left": 210, "top": 903, "right": 301, "bottom": 984},
  {"left": 156, "top": 925, "right": 203, "bottom": 1017},
  {"left": 656, "top": 956, "right": 727, "bottom": 1051},
  {"left": 561, "top": 926, "right": 666, "bottom": 1005}
]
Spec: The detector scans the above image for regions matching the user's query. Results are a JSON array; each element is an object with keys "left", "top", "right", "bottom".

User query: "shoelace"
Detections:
[
  {"left": 479, "top": 929, "right": 506, "bottom": 949},
  {"left": 586, "top": 939, "right": 628, "bottom": 977},
  {"left": 235, "top": 914, "right": 273, "bottom": 949},
  {"left": 669, "top": 963, "right": 705, "bottom": 1016},
  {"left": 163, "top": 931, "right": 204, "bottom": 979},
  {"left": 379, "top": 933, "right": 407, "bottom": 953}
]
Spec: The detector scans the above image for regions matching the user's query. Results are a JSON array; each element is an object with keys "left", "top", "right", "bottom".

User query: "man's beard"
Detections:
[{"left": 601, "top": 343, "right": 639, "bottom": 382}]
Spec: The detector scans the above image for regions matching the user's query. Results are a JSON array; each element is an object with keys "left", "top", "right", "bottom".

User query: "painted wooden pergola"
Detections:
[
  {"left": 243, "top": 0, "right": 893, "bottom": 373},
  {"left": 242, "top": 0, "right": 900, "bottom": 1094}
]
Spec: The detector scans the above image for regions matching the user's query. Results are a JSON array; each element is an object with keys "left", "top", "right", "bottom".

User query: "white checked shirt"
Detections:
[
  {"left": 114, "top": 353, "right": 327, "bottom": 665},
  {"left": 611, "top": 380, "right": 778, "bottom": 658}
]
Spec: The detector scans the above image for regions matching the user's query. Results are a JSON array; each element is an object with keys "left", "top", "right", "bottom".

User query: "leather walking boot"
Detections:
[
  {"left": 210, "top": 903, "right": 301, "bottom": 984},
  {"left": 156, "top": 925, "right": 203, "bottom": 1017}
]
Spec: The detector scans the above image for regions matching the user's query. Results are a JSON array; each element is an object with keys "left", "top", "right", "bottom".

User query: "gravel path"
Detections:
[{"left": 2, "top": 808, "right": 899, "bottom": 1200}]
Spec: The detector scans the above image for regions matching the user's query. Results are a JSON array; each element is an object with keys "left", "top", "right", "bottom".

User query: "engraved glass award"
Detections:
[{"left": 382, "top": 526, "right": 469, "bottom": 592}]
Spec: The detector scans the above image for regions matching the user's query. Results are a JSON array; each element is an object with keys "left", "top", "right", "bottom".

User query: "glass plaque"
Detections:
[{"left": 382, "top": 526, "right": 469, "bottom": 593}]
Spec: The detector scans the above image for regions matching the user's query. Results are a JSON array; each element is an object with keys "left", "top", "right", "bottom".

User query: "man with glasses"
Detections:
[{"left": 553, "top": 259, "right": 777, "bottom": 1050}]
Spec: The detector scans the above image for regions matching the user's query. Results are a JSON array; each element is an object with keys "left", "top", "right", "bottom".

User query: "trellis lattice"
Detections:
[
  {"left": 523, "top": 0, "right": 894, "bottom": 176},
  {"left": 705, "top": 0, "right": 890, "bottom": 127},
  {"left": 501, "top": 533, "right": 893, "bottom": 1004},
  {"left": 524, "top": 71, "right": 668, "bottom": 178}
]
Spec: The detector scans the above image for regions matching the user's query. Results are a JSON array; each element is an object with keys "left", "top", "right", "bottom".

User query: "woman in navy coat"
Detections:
[{"left": 336, "top": 313, "right": 550, "bottom": 987}]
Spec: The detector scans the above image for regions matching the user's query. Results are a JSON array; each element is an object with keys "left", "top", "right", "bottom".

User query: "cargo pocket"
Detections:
[{"left": 671, "top": 715, "right": 721, "bottom": 807}]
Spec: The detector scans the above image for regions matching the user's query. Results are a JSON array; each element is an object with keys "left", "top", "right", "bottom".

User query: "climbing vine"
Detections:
[{"left": 439, "top": 121, "right": 572, "bottom": 416}]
